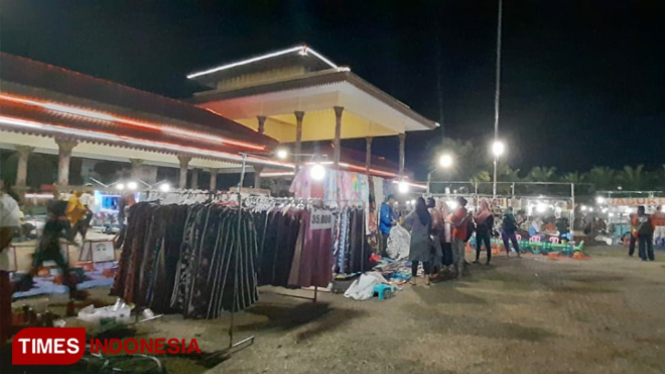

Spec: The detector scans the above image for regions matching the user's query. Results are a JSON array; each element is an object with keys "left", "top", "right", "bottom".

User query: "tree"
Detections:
[
  {"left": 585, "top": 166, "right": 617, "bottom": 191},
  {"left": 618, "top": 165, "right": 652, "bottom": 191}
]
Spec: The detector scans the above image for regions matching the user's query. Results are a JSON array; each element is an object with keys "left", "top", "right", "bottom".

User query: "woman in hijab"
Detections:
[
  {"left": 403, "top": 197, "right": 432, "bottom": 285},
  {"left": 474, "top": 200, "right": 494, "bottom": 265}
]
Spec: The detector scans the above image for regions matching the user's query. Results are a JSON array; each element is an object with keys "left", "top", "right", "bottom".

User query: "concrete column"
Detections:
[
  {"left": 294, "top": 111, "right": 305, "bottom": 171},
  {"left": 333, "top": 106, "right": 344, "bottom": 167},
  {"left": 365, "top": 137, "right": 373, "bottom": 175},
  {"left": 257, "top": 116, "right": 267, "bottom": 135},
  {"left": 254, "top": 165, "right": 264, "bottom": 189},
  {"left": 55, "top": 138, "right": 78, "bottom": 187},
  {"left": 177, "top": 155, "right": 191, "bottom": 189},
  {"left": 398, "top": 133, "right": 406, "bottom": 176},
  {"left": 209, "top": 168, "right": 218, "bottom": 191},
  {"left": 191, "top": 168, "right": 199, "bottom": 189},
  {"left": 129, "top": 158, "right": 143, "bottom": 180},
  {"left": 15, "top": 146, "right": 35, "bottom": 187}
]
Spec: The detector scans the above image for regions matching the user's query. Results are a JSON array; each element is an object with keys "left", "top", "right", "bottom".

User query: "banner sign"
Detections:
[{"left": 607, "top": 197, "right": 665, "bottom": 206}]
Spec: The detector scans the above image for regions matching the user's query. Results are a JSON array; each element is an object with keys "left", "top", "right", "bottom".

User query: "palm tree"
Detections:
[
  {"left": 618, "top": 165, "right": 648, "bottom": 191},
  {"left": 526, "top": 166, "right": 557, "bottom": 182},
  {"left": 585, "top": 166, "right": 617, "bottom": 191}
]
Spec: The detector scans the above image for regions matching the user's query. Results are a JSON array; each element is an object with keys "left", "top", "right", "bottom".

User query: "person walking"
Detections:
[
  {"left": 67, "top": 191, "right": 88, "bottom": 242},
  {"left": 24, "top": 199, "right": 87, "bottom": 300},
  {"left": 474, "top": 200, "right": 494, "bottom": 265},
  {"left": 451, "top": 197, "right": 469, "bottom": 279},
  {"left": 379, "top": 195, "right": 398, "bottom": 256},
  {"left": 633, "top": 206, "right": 655, "bottom": 261},
  {"left": 501, "top": 207, "right": 521, "bottom": 257},
  {"left": 1, "top": 187, "right": 20, "bottom": 343},
  {"left": 403, "top": 197, "right": 432, "bottom": 285}
]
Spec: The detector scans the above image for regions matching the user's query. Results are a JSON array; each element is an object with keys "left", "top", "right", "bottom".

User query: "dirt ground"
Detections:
[{"left": 7, "top": 245, "right": 665, "bottom": 374}]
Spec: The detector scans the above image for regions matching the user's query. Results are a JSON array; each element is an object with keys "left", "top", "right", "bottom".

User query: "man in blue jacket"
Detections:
[{"left": 380, "top": 195, "right": 398, "bottom": 256}]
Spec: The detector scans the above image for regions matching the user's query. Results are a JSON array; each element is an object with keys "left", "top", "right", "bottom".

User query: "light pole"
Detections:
[
  {"left": 492, "top": 140, "right": 505, "bottom": 198},
  {"left": 427, "top": 153, "right": 454, "bottom": 194},
  {"left": 492, "top": 0, "right": 503, "bottom": 199}
]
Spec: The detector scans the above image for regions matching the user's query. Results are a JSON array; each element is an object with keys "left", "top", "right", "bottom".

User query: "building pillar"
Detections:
[
  {"left": 191, "top": 168, "right": 199, "bottom": 190},
  {"left": 294, "top": 111, "right": 305, "bottom": 171},
  {"left": 129, "top": 158, "right": 143, "bottom": 180},
  {"left": 398, "top": 133, "right": 406, "bottom": 177},
  {"left": 333, "top": 106, "right": 344, "bottom": 167},
  {"left": 55, "top": 138, "right": 78, "bottom": 187},
  {"left": 257, "top": 115, "right": 267, "bottom": 135},
  {"left": 254, "top": 165, "right": 264, "bottom": 189},
  {"left": 177, "top": 155, "right": 191, "bottom": 189},
  {"left": 209, "top": 168, "right": 218, "bottom": 191},
  {"left": 15, "top": 146, "right": 35, "bottom": 187},
  {"left": 365, "top": 137, "right": 373, "bottom": 175}
]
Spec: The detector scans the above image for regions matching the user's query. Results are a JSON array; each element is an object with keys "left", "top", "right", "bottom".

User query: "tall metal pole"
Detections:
[
  {"left": 230, "top": 153, "right": 247, "bottom": 348},
  {"left": 492, "top": 0, "right": 503, "bottom": 199}
]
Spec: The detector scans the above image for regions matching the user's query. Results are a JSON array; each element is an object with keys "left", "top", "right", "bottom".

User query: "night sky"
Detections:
[{"left": 1, "top": 0, "right": 663, "bottom": 179}]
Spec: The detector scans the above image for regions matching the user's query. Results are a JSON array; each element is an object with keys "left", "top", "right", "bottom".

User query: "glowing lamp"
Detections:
[
  {"left": 398, "top": 180, "right": 409, "bottom": 194},
  {"left": 116, "top": 183, "right": 125, "bottom": 191},
  {"left": 127, "top": 182, "right": 138, "bottom": 190},
  {"left": 310, "top": 164, "right": 326, "bottom": 181},
  {"left": 492, "top": 141, "right": 505, "bottom": 157},
  {"left": 439, "top": 154, "right": 453, "bottom": 168},
  {"left": 276, "top": 148, "right": 288, "bottom": 160}
]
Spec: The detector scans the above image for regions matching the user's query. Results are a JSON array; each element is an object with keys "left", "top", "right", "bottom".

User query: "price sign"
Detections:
[{"left": 310, "top": 209, "right": 333, "bottom": 230}]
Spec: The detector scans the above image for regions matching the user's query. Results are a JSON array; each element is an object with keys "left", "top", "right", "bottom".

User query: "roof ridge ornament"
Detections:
[{"left": 187, "top": 45, "right": 339, "bottom": 79}]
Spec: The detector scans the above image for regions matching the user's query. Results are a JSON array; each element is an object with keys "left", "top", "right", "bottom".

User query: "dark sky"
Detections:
[{"left": 1, "top": 0, "right": 663, "bottom": 179}]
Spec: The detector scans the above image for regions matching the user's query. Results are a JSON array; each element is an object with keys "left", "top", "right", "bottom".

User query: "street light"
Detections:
[
  {"left": 427, "top": 153, "right": 454, "bottom": 194},
  {"left": 439, "top": 154, "right": 453, "bottom": 168},
  {"left": 492, "top": 140, "right": 505, "bottom": 198},
  {"left": 492, "top": 141, "right": 505, "bottom": 157}
]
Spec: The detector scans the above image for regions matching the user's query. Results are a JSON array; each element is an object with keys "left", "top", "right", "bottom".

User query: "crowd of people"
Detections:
[{"left": 380, "top": 195, "right": 533, "bottom": 285}]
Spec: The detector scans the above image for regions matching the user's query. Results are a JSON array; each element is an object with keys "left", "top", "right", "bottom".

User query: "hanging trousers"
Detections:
[{"left": 476, "top": 232, "right": 491, "bottom": 262}]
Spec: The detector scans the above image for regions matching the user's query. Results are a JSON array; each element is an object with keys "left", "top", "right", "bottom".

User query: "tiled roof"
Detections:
[{"left": 0, "top": 52, "right": 277, "bottom": 148}]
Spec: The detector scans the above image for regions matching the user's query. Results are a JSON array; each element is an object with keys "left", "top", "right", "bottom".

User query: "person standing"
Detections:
[
  {"left": 379, "top": 195, "right": 398, "bottom": 256},
  {"left": 652, "top": 206, "right": 665, "bottom": 246},
  {"left": 628, "top": 213, "right": 637, "bottom": 256},
  {"left": 1, "top": 188, "right": 20, "bottom": 343},
  {"left": 114, "top": 193, "right": 136, "bottom": 249},
  {"left": 633, "top": 206, "right": 655, "bottom": 261},
  {"left": 403, "top": 197, "right": 432, "bottom": 285},
  {"left": 451, "top": 197, "right": 469, "bottom": 279},
  {"left": 501, "top": 207, "right": 521, "bottom": 257},
  {"left": 474, "top": 200, "right": 494, "bottom": 265}
]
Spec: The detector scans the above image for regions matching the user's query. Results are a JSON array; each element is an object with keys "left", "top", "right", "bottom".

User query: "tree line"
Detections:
[{"left": 426, "top": 138, "right": 664, "bottom": 195}]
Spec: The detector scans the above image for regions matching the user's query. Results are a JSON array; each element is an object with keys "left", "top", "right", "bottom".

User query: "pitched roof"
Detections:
[{"left": 0, "top": 52, "right": 277, "bottom": 148}]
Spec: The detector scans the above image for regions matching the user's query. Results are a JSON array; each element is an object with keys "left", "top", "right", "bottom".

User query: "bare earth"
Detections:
[
  {"left": 209, "top": 246, "right": 665, "bottom": 374},
  {"left": 8, "top": 246, "right": 665, "bottom": 374}
]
